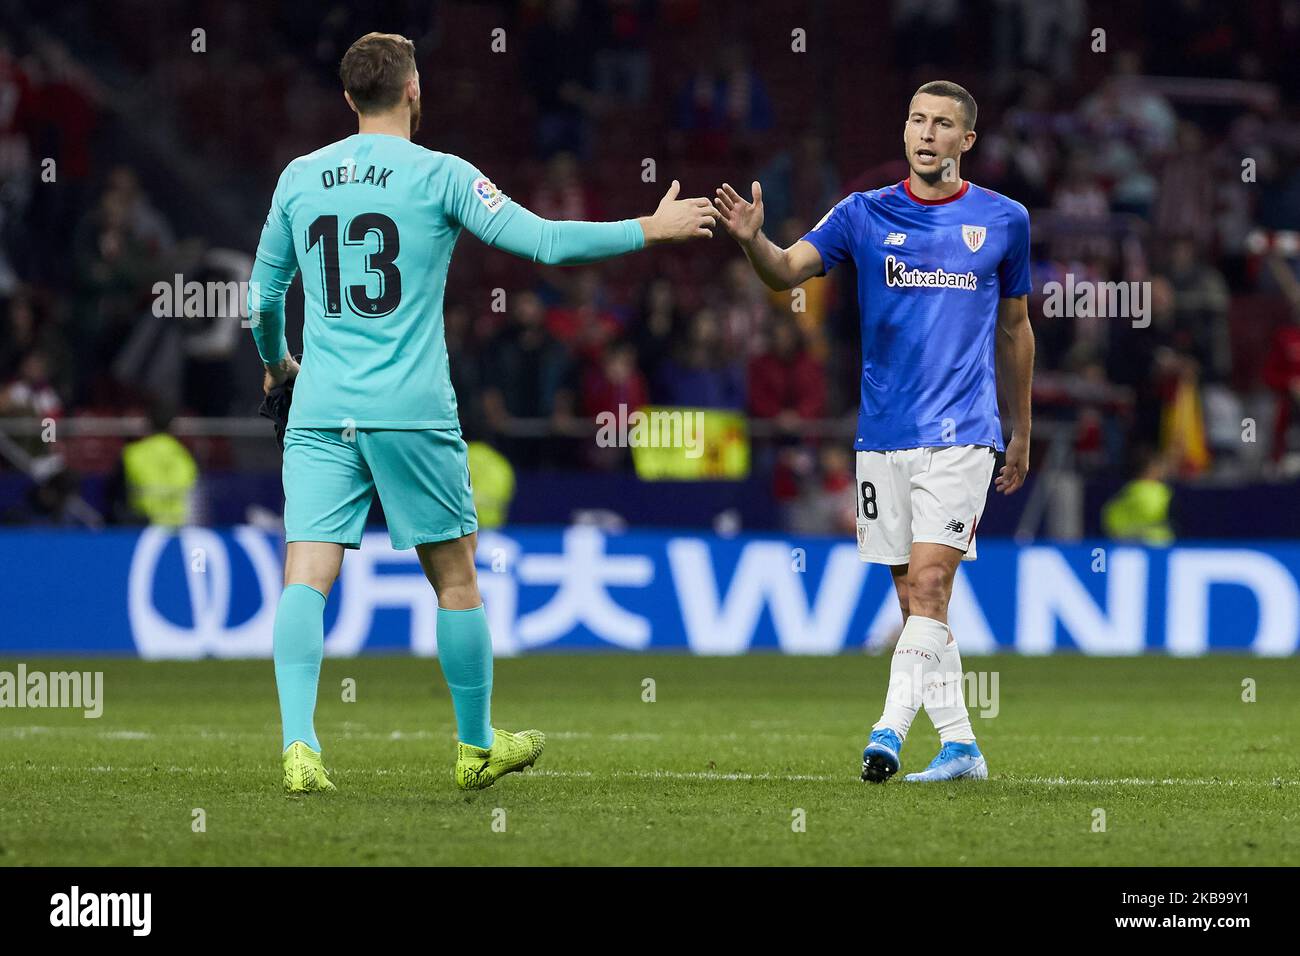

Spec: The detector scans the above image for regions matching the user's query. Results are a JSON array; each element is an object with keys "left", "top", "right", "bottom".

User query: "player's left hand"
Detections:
[
  {"left": 263, "top": 355, "right": 301, "bottom": 395},
  {"left": 995, "top": 432, "right": 1029, "bottom": 495}
]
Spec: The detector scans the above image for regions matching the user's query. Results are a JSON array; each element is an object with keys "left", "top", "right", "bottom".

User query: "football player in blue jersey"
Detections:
[{"left": 715, "top": 81, "right": 1035, "bottom": 783}]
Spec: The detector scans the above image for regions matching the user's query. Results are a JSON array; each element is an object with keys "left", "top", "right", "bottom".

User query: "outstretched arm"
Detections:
[
  {"left": 994, "top": 294, "right": 1034, "bottom": 495},
  {"left": 713, "top": 181, "right": 824, "bottom": 290},
  {"left": 460, "top": 178, "right": 717, "bottom": 266}
]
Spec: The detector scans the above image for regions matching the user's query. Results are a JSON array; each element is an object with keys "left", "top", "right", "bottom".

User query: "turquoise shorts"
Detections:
[{"left": 282, "top": 428, "right": 477, "bottom": 551}]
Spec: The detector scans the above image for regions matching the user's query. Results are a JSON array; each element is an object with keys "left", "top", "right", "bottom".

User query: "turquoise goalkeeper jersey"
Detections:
[{"left": 248, "top": 132, "right": 644, "bottom": 429}]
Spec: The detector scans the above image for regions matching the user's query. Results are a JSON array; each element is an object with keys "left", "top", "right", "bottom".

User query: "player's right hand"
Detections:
[
  {"left": 714, "top": 181, "right": 765, "bottom": 243},
  {"left": 263, "top": 355, "right": 301, "bottom": 395},
  {"left": 641, "top": 180, "right": 718, "bottom": 243}
]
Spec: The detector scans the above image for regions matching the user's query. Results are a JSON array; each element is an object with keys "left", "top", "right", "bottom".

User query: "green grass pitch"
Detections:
[{"left": 2, "top": 654, "right": 1297, "bottom": 866}]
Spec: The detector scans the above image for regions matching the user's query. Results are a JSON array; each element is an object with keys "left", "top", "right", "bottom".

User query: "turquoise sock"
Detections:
[
  {"left": 273, "top": 583, "right": 326, "bottom": 752},
  {"left": 435, "top": 605, "right": 494, "bottom": 749}
]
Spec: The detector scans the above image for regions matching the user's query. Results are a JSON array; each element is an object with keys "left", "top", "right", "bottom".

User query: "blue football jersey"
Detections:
[{"left": 801, "top": 179, "right": 1031, "bottom": 452}]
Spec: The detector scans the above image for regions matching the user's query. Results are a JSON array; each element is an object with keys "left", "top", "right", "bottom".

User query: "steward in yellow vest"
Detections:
[
  {"left": 466, "top": 440, "right": 515, "bottom": 530},
  {"left": 1102, "top": 447, "right": 1173, "bottom": 545},
  {"left": 119, "top": 407, "right": 198, "bottom": 526}
]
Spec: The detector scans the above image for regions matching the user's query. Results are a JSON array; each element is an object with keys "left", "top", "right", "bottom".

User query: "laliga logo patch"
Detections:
[
  {"left": 961, "top": 224, "right": 986, "bottom": 253},
  {"left": 473, "top": 176, "right": 505, "bottom": 213}
]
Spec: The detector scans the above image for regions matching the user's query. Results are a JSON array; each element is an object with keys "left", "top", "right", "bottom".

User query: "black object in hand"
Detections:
[{"left": 258, "top": 378, "right": 295, "bottom": 451}]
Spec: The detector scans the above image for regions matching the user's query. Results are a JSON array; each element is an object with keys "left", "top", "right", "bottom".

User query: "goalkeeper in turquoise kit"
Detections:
[{"left": 248, "top": 32, "right": 718, "bottom": 793}]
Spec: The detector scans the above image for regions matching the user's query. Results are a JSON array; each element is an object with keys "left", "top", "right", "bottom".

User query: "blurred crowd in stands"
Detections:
[{"left": 2, "top": 0, "right": 1300, "bottom": 533}]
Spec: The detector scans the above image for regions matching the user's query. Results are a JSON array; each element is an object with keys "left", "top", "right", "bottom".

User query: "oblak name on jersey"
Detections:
[
  {"left": 321, "top": 163, "right": 394, "bottom": 189},
  {"left": 883, "top": 254, "right": 978, "bottom": 291}
]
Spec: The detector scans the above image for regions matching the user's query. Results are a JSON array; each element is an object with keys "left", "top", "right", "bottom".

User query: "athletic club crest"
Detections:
[{"left": 961, "top": 224, "right": 987, "bottom": 253}]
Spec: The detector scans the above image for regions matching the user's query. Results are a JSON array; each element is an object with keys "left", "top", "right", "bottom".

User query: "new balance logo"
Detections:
[
  {"left": 883, "top": 232, "right": 907, "bottom": 246},
  {"left": 944, "top": 519, "right": 966, "bottom": 534}
]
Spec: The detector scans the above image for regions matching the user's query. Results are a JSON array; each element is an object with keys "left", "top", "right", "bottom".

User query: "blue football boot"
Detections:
[
  {"left": 903, "top": 740, "right": 988, "bottom": 782},
  {"left": 861, "top": 727, "right": 904, "bottom": 783}
]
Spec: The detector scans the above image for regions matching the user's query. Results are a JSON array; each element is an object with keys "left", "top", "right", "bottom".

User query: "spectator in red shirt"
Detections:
[
  {"left": 1262, "top": 315, "right": 1300, "bottom": 462},
  {"left": 545, "top": 269, "right": 621, "bottom": 363},
  {"left": 785, "top": 443, "right": 857, "bottom": 535},
  {"left": 582, "top": 340, "right": 648, "bottom": 471},
  {"left": 528, "top": 151, "right": 603, "bottom": 222},
  {"left": 748, "top": 316, "right": 825, "bottom": 431},
  {"left": 581, "top": 340, "right": 647, "bottom": 419},
  {"left": 1263, "top": 253, "right": 1300, "bottom": 463}
]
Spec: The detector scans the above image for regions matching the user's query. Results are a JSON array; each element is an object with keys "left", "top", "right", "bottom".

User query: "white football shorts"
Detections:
[{"left": 854, "top": 444, "right": 996, "bottom": 564}]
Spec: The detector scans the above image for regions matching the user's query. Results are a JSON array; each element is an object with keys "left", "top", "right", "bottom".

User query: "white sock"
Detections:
[
  {"left": 874, "top": 615, "right": 949, "bottom": 740},
  {"left": 925, "top": 633, "right": 976, "bottom": 744}
]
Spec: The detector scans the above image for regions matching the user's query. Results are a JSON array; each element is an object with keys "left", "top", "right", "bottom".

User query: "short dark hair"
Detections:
[
  {"left": 912, "top": 80, "right": 977, "bottom": 130},
  {"left": 339, "top": 32, "right": 416, "bottom": 113}
]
